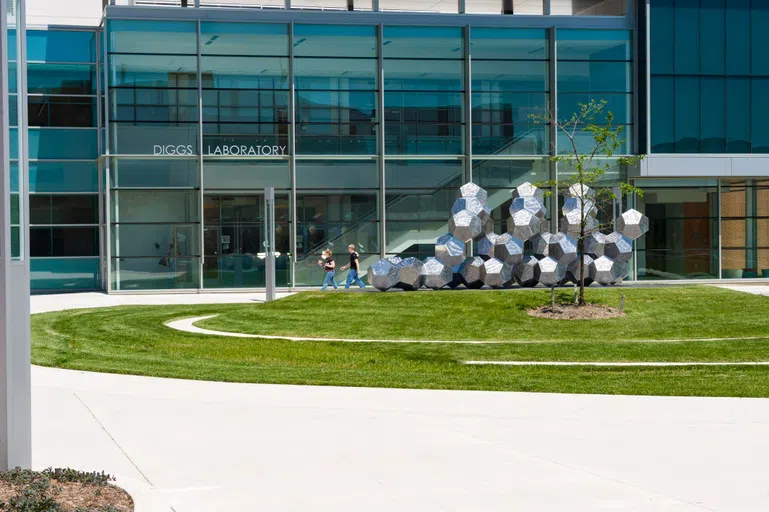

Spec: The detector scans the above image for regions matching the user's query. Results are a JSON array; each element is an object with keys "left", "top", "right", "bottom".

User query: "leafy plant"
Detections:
[
  {"left": 530, "top": 99, "right": 645, "bottom": 305},
  {"left": 0, "top": 468, "right": 119, "bottom": 512}
]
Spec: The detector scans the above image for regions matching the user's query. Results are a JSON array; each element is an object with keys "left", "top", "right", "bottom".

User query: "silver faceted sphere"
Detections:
[
  {"left": 547, "top": 232, "right": 578, "bottom": 265},
  {"left": 460, "top": 256, "right": 485, "bottom": 289},
  {"left": 506, "top": 209, "right": 542, "bottom": 241},
  {"left": 478, "top": 216, "right": 495, "bottom": 236},
  {"left": 435, "top": 233, "right": 465, "bottom": 268},
  {"left": 612, "top": 260, "right": 630, "bottom": 285},
  {"left": 589, "top": 255, "right": 622, "bottom": 286},
  {"left": 451, "top": 197, "right": 491, "bottom": 222},
  {"left": 449, "top": 209, "right": 483, "bottom": 242},
  {"left": 535, "top": 256, "right": 566, "bottom": 287},
  {"left": 565, "top": 254, "right": 595, "bottom": 286},
  {"left": 448, "top": 273, "right": 463, "bottom": 288},
  {"left": 583, "top": 231, "right": 606, "bottom": 259},
  {"left": 476, "top": 232, "right": 499, "bottom": 260},
  {"left": 460, "top": 182, "right": 489, "bottom": 205},
  {"left": 480, "top": 258, "right": 513, "bottom": 288},
  {"left": 513, "top": 255, "right": 539, "bottom": 287},
  {"left": 568, "top": 183, "right": 595, "bottom": 200},
  {"left": 562, "top": 196, "right": 598, "bottom": 218},
  {"left": 616, "top": 208, "right": 650, "bottom": 241},
  {"left": 530, "top": 232, "right": 554, "bottom": 259},
  {"left": 395, "top": 257, "right": 425, "bottom": 291},
  {"left": 367, "top": 259, "right": 399, "bottom": 291},
  {"left": 604, "top": 231, "right": 633, "bottom": 263},
  {"left": 512, "top": 182, "right": 544, "bottom": 202},
  {"left": 510, "top": 196, "right": 546, "bottom": 220},
  {"left": 559, "top": 210, "right": 600, "bottom": 240},
  {"left": 385, "top": 255, "right": 402, "bottom": 265},
  {"left": 420, "top": 257, "right": 452, "bottom": 290},
  {"left": 493, "top": 233, "right": 524, "bottom": 266}
]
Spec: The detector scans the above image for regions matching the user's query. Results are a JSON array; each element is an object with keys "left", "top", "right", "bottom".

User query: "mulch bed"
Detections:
[
  {"left": 528, "top": 303, "right": 624, "bottom": 320},
  {"left": 0, "top": 480, "right": 133, "bottom": 511}
]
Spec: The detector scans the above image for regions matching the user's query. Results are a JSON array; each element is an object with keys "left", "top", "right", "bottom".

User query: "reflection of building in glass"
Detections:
[{"left": 2, "top": 0, "right": 769, "bottom": 290}]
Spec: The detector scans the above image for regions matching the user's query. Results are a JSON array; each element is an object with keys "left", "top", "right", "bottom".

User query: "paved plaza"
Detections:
[{"left": 30, "top": 289, "right": 769, "bottom": 511}]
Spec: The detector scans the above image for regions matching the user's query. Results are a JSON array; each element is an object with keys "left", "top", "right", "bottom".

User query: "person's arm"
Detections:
[
  {"left": 329, "top": 260, "right": 336, "bottom": 269},
  {"left": 354, "top": 256, "right": 361, "bottom": 272}
]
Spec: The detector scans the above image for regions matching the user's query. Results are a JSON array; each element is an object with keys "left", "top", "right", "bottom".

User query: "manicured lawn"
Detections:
[{"left": 30, "top": 286, "right": 769, "bottom": 397}]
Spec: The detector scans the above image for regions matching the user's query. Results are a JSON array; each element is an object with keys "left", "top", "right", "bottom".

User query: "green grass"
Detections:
[{"left": 30, "top": 286, "right": 769, "bottom": 398}]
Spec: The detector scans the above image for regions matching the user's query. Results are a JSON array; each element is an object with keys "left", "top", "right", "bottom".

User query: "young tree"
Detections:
[{"left": 530, "top": 99, "right": 645, "bottom": 306}]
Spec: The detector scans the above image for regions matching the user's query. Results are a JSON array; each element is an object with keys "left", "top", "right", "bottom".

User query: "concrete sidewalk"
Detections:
[{"left": 33, "top": 366, "right": 769, "bottom": 512}]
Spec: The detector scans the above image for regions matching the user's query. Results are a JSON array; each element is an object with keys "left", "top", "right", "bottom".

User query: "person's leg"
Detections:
[
  {"left": 352, "top": 269, "right": 366, "bottom": 288},
  {"left": 322, "top": 272, "right": 331, "bottom": 290},
  {"left": 330, "top": 271, "right": 338, "bottom": 289},
  {"left": 345, "top": 270, "right": 354, "bottom": 289}
]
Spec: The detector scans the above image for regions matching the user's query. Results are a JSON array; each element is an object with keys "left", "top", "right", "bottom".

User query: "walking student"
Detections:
[
  {"left": 341, "top": 244, "right": 366, "bottom": 289},
  {"left": 318, "top": 249, "right": 338, "bottom": 290}
]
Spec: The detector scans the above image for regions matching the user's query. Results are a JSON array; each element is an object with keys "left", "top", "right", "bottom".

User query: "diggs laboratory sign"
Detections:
[{"left": 153, "top": 144, "right": 288, "bottom": 156}]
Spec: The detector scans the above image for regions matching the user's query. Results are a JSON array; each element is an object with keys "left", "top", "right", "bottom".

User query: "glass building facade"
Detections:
[{"left": 2, "top": 0, "right": 769, "bottom": 291}]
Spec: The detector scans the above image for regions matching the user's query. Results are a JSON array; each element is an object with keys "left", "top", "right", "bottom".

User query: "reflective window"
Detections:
[
  {"left": 28, "top": 63, "right": 95, "bottom": 94},
  {"left": 111, "top": 190, "right": 200, "bottom": 223},
  {"left": 30, "top": 162, "right": 98, "bottom": 193},
  {"left": 200, "top": 22, "right": 288, "bottom": 56},
  {"left": 31, "top": 227, "right": 99, "bottom": 257},
  {"left": 108, "top": 20, "right": 198, "bottom": 55},
  {"left": 30, "top": 195, "right": 98, "bottom": 225},
  {"left": 31, "top": 258, "right": 101, "bottom": 291},
  {"left": 27, "top": 30, "right": 96, "bottom": 63},
  {"left": 110, "top": 158, "right": 198, "bottom": 189},
  {"left": 721, "top": 180, "right": 769, "bottom": 278},
  {"left": 203, "top": 160, "right": 290, "bottom": 190},
  {"left": 28, "top": 96, "right": 96, "bottom": 127},
  {"left": 28, "top": 129, "right": 98, "bottom": 160},
  {"left": 550, "top": 0, "right": 625, "bottom": 16},
  {"left": 294, "top": 25, "right": 378, "bottom": 155}
]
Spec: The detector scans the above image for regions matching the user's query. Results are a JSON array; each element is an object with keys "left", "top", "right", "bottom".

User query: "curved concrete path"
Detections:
[{"left": 30, "top": 292, "right": 769, "bottom": 511}]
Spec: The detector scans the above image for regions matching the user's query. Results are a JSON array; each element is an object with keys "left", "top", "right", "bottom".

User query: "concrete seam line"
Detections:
[
  {"left": 464, "top": 361, "right": 769, "bottom": 367},
  {"left": 73, "top": 392, "right": 155, "bottom": 487},
  {"left": 165, "top": 316, "right": 769, "bottom": 345}
]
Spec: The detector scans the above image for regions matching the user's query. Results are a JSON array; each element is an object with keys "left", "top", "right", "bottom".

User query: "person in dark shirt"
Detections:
[
  {"left": 341, "top": 244, "right": 366, "bottom": 289},
  {"left": 318, "top": 249, "right": 338, "bottom": 290}
]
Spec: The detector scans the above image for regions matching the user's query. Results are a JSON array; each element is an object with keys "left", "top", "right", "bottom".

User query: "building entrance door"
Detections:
[{"left": 202, "top": 193, "right": 290, "bottom": 288}]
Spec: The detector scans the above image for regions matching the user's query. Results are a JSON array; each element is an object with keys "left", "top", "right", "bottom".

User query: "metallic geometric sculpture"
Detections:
[
  {"left": 604, "top": 231, "right": 633, "bottom": 263},
  {"left": 451, "top": 197, "right": 491, "bottom": 222},
  {"left": 589, "top": 256, "right": 622, "bottom": 286},
  {"left": 559, "top": 209, "right": 600, "bottom": 240},
  {"left": 530, "top": 232, "right": 554, "bottom": 258},
  {"left": 480, "top": 258, "right": 513, "bottom": 288},
  {"left": 385, "top": 255, "right": 402, "bottom": 265},
  {"left": 511, "top": 182, "right": 544, "bottom": 202},
  {"left": 615, "top": 208, "right": 649, "bottom": 240},
  {"left": 534, "top": 256, "right": 566, "bottom": 287},
  {"left": 460, "top": 182, "right": 489, "bottom": 204},
  {"left": 562, "top": 196, "right": 598, "bottom": 218},
  {"left": 367, "top": 259, "right": 399, "bottom": 291},
  {"left": 493, "top": 233, "right": 524, "bottom": 266},
  {"left": 612, "top": 260, "right": 630, "bottom": 285},
  {"left": 565, "top": 255, "right": 595, "bottom": 286},
  {"left": 420, "top": 257, "right": 452, "bottom": 290},
  {"left": 476, "top": 232, "right": 498, "bottom": 260},
  {"left": 459, "top": 256, "right": 485, "bottom": 289},
  {"left": 506, "top": 209, "right": 542, "bottom": 241},
  {"left": 435, "top": 233, "right": 465, "bottom": 268},
  {"left": 395, "top": 257, "right": 425, "bottom": 291},
  {"left": 512, "top": 256, "right": 539, "bottom": 287},
  {"left": 547, "top": 232, "right": 578, "bottom": 264},
  {"left": 479, "top": 216, "right": 495, "bottom": 235},
  {"left": 583, "top": 231, "right": 606, "bottom": 259},
  {"left": 568, "top": 183, "right": 595, "bottom": 200},
  {"left": 511, "top": 196, "right": 546, "bottom": 219},
  {"left": 448, "top": 273, "right": 464, "bottom": 289},
  {"left": 449, "top": 209, "right": 482, "bottom": 242}
]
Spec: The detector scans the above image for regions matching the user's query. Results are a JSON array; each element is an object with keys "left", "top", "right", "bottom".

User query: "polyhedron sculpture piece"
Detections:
[
  {"left": 583, "top": 231, "right": 606, "bottom": 259},
  {"left": 513, "top": 256, "right": 539, "bottom": 287},
  {"left": 511, "top": 196, "right": 546, "bottom": 219},
  {"left": 512, "top": 182, "right": 544, "bottom": 202},
  {"left": 435, "top": 233, "right": 465, "bottom": 268},
  {"left": 534, "top": 256, "right": 566, "bottom": 288},
  {"left": 367, "top": 259, "right": 399, "bottom": 291},
  {"left": 460, "top": 256, "right": 485, "bottom": 289},
  {"left": 395, "top": 257, "right": 425, "bottom": 291},
  {"left": 568, "top": 183, "right": 595, "bottom": 200},
  {"left": 604, "top": 231, "right": 633, "bottom": 263},
  {"left": 615, "top": 208, "right": 649, "bottom": 240},
  {"left": 493, "top": 233, "right": 524, "bottom": 266},
  {"left": 479, "top": 216, "right": 495, "bottom": 236},
  {"left": 547, "top": 233, "right": 578, "bottom": 264},
  {"left": 480, "top": 258, "right": 513, "bottom": 288},
  {"left": 385, "top": 255, "right": 402, "bottom": 265},
  {"left": 507, "top": 209, "right": 542, "bottom": 241},
  {"left": 449, "top": 209, "right": 483, "bottom": 242},
  {"left": 530, "top": 232, "right": 554, "bottom": 259},
  {"left": 560, "top": 210, "right": 600, "bottom": 240},
  {"left": 460, "top": 182, "right": 489, "bottom": 204},
  {"left": 589, "top": 256, "right": 622, "bottom": 286},
  {"left": 565, "top": 255, "right": 595, "bottom": 286},
  {"left": 420, "top": 257, "right": 452, "bottom": 290},
  {"left": 451, "top": 197, "right": 491, "bottom": 222},
  {"left": 476, "top": 232, "right": 499, "bottom": 260},
  {"left": 562, "top": 196, "right": 598, "bottom": 218}
]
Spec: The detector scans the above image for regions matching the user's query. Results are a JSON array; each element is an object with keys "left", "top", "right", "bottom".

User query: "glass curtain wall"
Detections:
[
  {"left": 104, "top": 18, "right": 638, "bottom": 289},
  {"left": 6, "top": 23, "right": 20, "bottom": 261}
]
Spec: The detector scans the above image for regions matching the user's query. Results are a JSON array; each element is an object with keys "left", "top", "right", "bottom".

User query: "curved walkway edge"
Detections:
[
  {"left": 167, "top": 315, "right": 769, "bottom": 345},
  {"left": 465, "top": 361, "right": 769, "bottom": 367}
]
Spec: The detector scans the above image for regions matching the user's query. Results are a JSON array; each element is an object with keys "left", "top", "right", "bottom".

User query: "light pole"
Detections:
[
  {"left": 0, "top": 0, "right": 32, "bottom": 470},
  {"left": 264, "top": 187, "right": 276, "bottom": 302}
]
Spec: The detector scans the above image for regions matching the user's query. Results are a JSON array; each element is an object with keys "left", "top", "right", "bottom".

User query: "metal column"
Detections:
[
  {"left": 264, "top": 187, "right": 276, "bottom": 301},
  {"left": 0, "top": 0, "right": 31, "bottom": 470}
]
